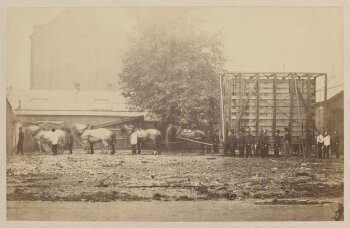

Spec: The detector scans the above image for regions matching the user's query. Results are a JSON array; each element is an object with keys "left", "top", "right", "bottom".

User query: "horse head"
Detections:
[
  {"left": 26, "top": 125, "right": 42, "bottom": 137},
  {"left": 120, "top": 124, "right": 134, "bottom": 135},
  {"left": 72, "top": 123, "right": 89, "bottom": 136}
]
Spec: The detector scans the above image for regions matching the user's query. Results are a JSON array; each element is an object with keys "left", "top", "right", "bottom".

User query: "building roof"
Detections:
[
  {"left": 315, "top": 90, "right": 344, "bottom": 106},
  {"left": 6, "top": 89, "right": 158, "bottom": 121},
  {"left": 7, "top": 89, "right": 129, "bottom": 111}
]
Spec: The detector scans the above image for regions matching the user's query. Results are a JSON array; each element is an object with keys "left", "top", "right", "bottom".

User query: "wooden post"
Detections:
[
  {"left": 289, "top": 74, "right": 294, "bottom": 139},
  {"left": 228, "top": 78, "right": 232, "bottom": 133},
  {"left": 293, "top": 75, "right": 305, "bottom": 158},
  {"left": 273, "top": 76, "right": 277, "bottom": 135},
  {"left": 256, "top": 75, "right": 260, "bottom": 135},
  {"left": 219, "top": 74, "right": 225, "bottom": 143},
  {"left": 239, "top": 74, "right": 243, "bottom": 130},
  {"left": 306, "top": 75, "right": 311, "bottom": 130},
  {"left": 323, "top": 74, "right": 328, "bottom": 132}
]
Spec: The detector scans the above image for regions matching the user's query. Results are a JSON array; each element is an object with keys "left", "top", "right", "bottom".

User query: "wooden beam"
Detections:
[
  {"left": 228, "top": 78, "right": 232, "bottom": 133},
  {"left": 177, "top": 137, "right": 213, "bottom": 146},
  {"left": 219, "top": 74, "right": 225, "bottom": 142},
  {"left": 295, "top": 82, "right": 319, "bottom": 133},
  {"left": 323, "top": 74, "right": 328, "bottom": 132},
  {"left": 293, "top": 75, "right": 305, "bottom": 158},
  {"left": 272, "top": 76, "right": 277, "bottom": 135},
  {"left": 289, "top": 75, "right": 294, "bottom": 136},
  {"left": 239, "top": 73, "right": 243, "bottom": 130},
  {"left": 256, "top": 75, "right": 260, "bottom": 135},
  {"left": 306, "top": 75, "right": 311, "bottom": 130}
]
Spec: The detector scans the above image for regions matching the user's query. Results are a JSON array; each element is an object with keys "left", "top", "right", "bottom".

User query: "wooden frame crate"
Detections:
[{"left": 220, "top": 72, "right": 327, "bottom": 146}]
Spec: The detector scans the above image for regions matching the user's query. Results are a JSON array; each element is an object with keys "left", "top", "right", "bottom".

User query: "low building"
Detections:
[
  {"left": 7, "top": 89, "right": 158, "bottom": 152},
  {"left": 315, "top": 90, "right": 344, "bottom": 154}
]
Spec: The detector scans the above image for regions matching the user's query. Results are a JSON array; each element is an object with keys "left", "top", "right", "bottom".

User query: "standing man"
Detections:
[
  {"left": 224, "top": 130, "right": 231, "bottom": 156},
  {"left": 283, "top": 128, "right": 291, "bottom": 155},
  {"left": 316, "top": 131, "right": 324, "bottom": 158},
  {"left": 262, "top": 129, "right": 269, "bottom": 158},
  {"left": 274, "top": 129, "right": 281, "bottom": 157},
  {"left": 256, "top": 128, "right": 264, "bottom": 156},
  {"left": 130, "top": 128, "right": 138, "bottom": 155},
  {"left": 51, "top": 128, "right": 59, "bottom": 155},
  {"left": 245, "top": 129, "right": 253, "bottom": 158},
  {"left": 17, "top": 127, "right": 24, "bottom": 155},
  {"left": 323, "top": 131, "right": 331, "bottom": 159},
  {"left": 212, "top": 129, "right": 219, "bottom": 153},
  {"left": 67, "top": 129, "right": 74, "bottom": 154},
  {"left": 332, "top": 130, "right": 340, "bottom": 159},
  {"left": 229, "top": 129, "right": 237, "bottom": 157},
  {"left": 239, "top": 129, "right": 246, "bottom": 158}
]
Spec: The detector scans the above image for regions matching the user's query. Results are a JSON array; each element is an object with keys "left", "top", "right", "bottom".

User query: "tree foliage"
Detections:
[{"left": 120, "top": 15, "right": 224, "bottom": 130}]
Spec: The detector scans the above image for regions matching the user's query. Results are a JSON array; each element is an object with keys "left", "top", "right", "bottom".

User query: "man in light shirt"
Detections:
[
  {"left": 323, "top": 131, "right": 331, "bottom": 159},
  {"left": 316, "top": 131, "right": 324, "bottom": 158},
  {"left": 130, "top": 128, "right": 138, "bottom": 155},
  {"left": 51, "top": 128, "right": 59, "bottom": 155}
]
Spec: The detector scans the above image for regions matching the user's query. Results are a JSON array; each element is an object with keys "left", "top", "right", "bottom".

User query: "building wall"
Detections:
[
  {"left": 6, "top": 100, "right": 15, "bottom": 154},
  {"left": 315, "top": 91, "right": 344, "bottom": 154},
  {"left": 15, "top": 114, "right": 129, "bottom": 128},
  {"left": 30, "top": 9, "right": 126, "bottom": 91}
]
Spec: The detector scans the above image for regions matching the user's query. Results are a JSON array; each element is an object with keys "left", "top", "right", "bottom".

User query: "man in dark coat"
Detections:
[
  {"left": 229, "top": 129, "right": 237, "bottom": 157},
  {"left": 238, "top": 129, "right": 246, "bottom": 158},
  {"left": 274, "top": 129, "right": 281, "bottom": 157},
  {"left": 331, "top": 130, "right": 340, "bottom": 159},
  {"left": 212, "top": 130, "right": 220, "bottom": 153},
  {"left": 245, "top": 129, "right": 253, "bottom": 158},
  {"left": 67, "top": 129, "right": 74, "bottom": 154},
  {"left": 262, "top": 129, "right": 269, "bottom": 158},
  {"left": 256, "top": 128, "right": 264, "bottom": 157},
  {"left": 224, "top": 130, "right": 231, "bottom": 156},
  {"left": 17, "top": 127, "right": 24, "bottom": 155}
]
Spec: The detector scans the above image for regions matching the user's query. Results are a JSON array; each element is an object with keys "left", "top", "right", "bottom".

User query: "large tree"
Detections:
[{"left": 120, "top": 15, "right": 224, "bottom": 131}]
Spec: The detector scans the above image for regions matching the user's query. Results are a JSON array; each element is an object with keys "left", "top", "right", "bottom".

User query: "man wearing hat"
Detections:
[
  {"left": 51, "top": 128, "right": 59, "bottom": 155},
  {"left": 130, "top": 127, "right": 138, "bottom": 155},
  {"left": 245, "top": 128, "right": 253, "bottom": 158},
  {"left": 274, "top": 129, "right": 281, "bottom": 157},
  {"left": 262, "top": 129, "right": 269, "bottom": 158},
  {"left": 17, "top": 127, "right": 24, "bottom": 155},
  {"left": 238, "top": 129, "right": 246, "bottom": 158},
  {"left": 229, "top": 129, "right": 237, "bottom": 157}
]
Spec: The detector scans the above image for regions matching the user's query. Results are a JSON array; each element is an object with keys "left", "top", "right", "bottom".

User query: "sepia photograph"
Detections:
[{"left": 1, "top": 0, "right": 347, "bottom": 225}]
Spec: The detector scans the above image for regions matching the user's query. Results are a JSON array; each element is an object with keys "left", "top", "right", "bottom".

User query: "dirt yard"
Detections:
[{"left": 7, "top": 149, "right": 343, "bottom": 204}]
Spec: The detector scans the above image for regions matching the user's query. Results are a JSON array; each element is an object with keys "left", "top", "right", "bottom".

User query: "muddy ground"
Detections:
[{"left": 7, "top": 149, "right": 343, "bottom": 203}]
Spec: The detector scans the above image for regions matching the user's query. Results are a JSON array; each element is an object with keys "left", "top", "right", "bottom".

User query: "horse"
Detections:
[
  {"left": 26, "top": 125, "right": 66, "bottom": 154},
  {"left": 120, "top": 124, "right": 162, "bottom": 155},
  {"left": 165, "top": 124, "right": 206, "bottom": 153},
  {"left": 72, "top": 123, "right": 116, "bottom": 154}
]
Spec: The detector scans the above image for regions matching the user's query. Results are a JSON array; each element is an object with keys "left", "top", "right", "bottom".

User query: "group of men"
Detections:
[
  {"left": 223, "top": 128, "right": 272, "bottom": 158},
  {"left": 316, "top": 131, "right": 340, "bottom": 159},
  {"left": 16, "top": 127, "right": 74, "bottom": 155},
  {"left": 222, "top": 127, "right": 341, "bottom": 159}
]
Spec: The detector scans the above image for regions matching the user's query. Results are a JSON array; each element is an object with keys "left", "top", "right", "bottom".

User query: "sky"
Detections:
[{"left": 6, "top": 6, "right": 343, "bottom": 100}]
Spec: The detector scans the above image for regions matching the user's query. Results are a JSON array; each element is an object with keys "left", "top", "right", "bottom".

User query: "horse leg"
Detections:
[
  {"left": 110, "top": 141, "right": 115, "bottom": 155},
  {"left": 90, "top": 142, "right": 94, "bottom": 154},
  {"left": 137, "top": 141, "right": 141, "bottom": 154}
]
